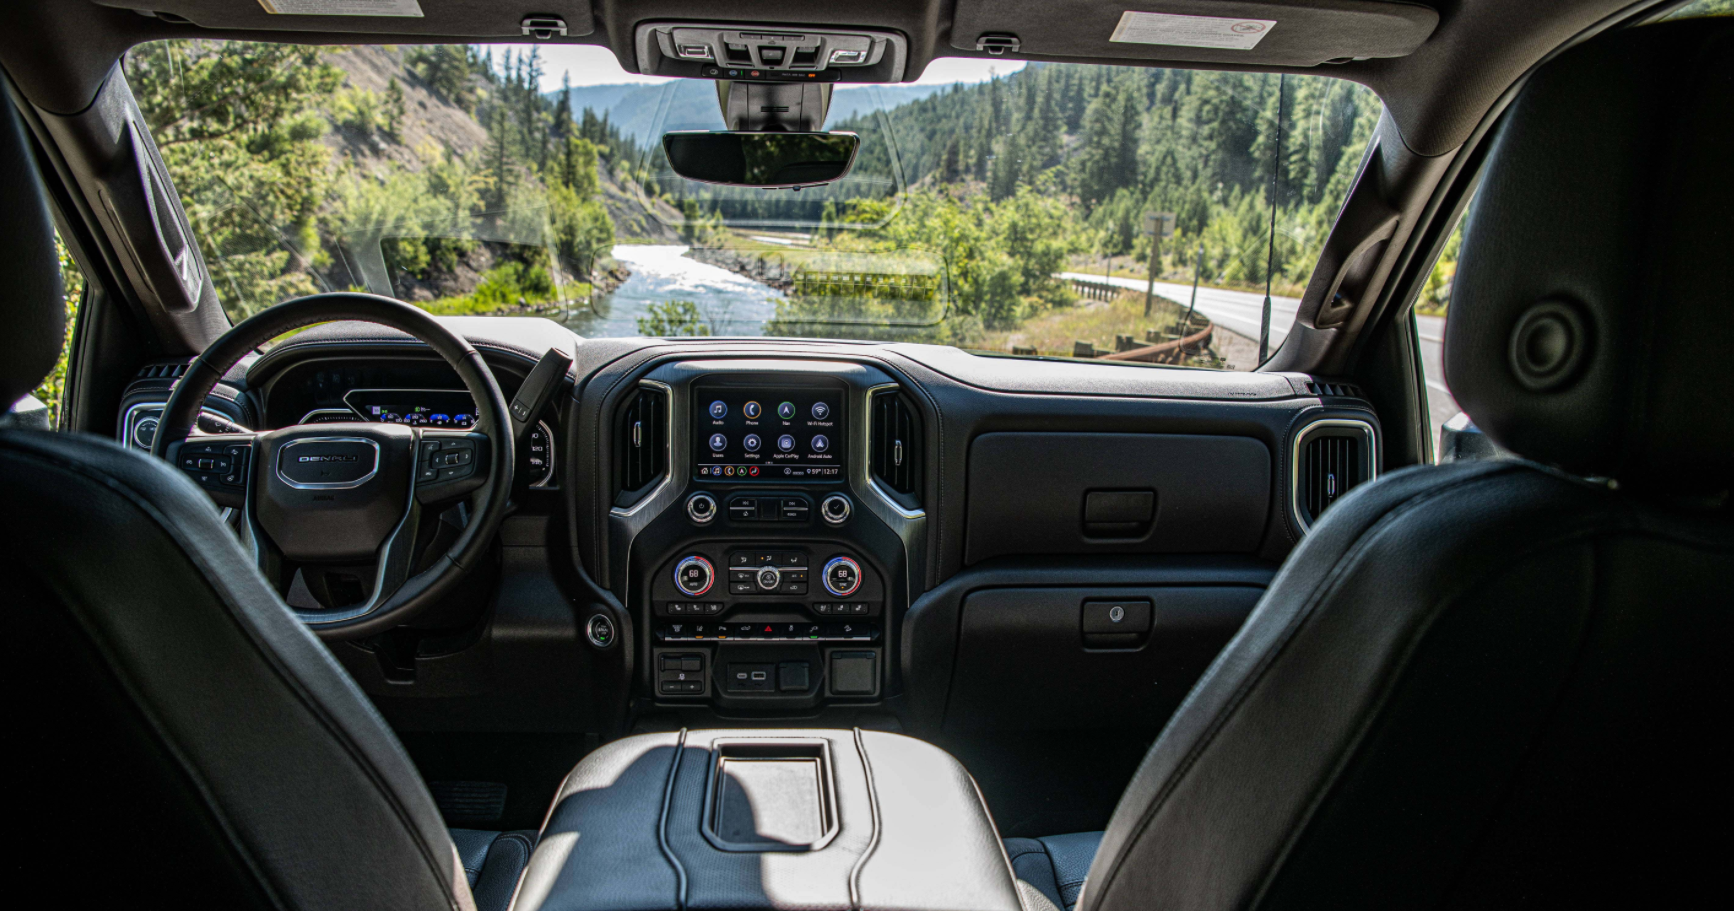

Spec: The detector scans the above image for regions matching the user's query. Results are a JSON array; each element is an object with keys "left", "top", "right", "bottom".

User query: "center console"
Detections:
[
  {"left": 602, "top": 360, "right": 925, "bottom": 721},
  {"left": 512, "top": 729, "right": 1024, "bottom": 911}
]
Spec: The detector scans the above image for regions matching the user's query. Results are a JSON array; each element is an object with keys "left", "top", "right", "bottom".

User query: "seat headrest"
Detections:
[
  {"left": 0, "top": 91, "right": 65, "bottom": 411},
  {"left": 1445, "top": 18, "right": 1733, "bottom": 494}
]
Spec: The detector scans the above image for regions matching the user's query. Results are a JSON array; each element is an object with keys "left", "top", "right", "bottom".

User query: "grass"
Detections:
[{"left": 978, "top": 288, "right": 1196, "bottom": 358}]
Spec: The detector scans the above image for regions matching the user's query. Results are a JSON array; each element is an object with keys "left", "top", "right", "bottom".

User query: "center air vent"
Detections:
[
  {"left": 1292, "top": 419, "right": 1377, "bottom": 532},
  {"left": 868, "top": 386, "right": 922, "bottom": 510},
  {"left": 615, "top": 385, "right": 668, "bottom": 506}
]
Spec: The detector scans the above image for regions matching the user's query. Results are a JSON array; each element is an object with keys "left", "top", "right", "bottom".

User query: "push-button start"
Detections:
[{"left": 822, "top": 556, "right": 862, "bottom": 597}]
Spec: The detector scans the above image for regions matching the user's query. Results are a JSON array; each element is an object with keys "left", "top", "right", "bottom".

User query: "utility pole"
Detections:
[{"left": 1143, "top": 211, "right": 1174, "bottom": 317}]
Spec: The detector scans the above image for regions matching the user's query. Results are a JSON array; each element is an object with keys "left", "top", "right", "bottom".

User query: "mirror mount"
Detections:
[{"left": 716, "top": 80, "right": 832, "bottom": 132}]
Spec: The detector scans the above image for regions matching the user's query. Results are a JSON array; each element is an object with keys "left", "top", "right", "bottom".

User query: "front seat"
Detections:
[
  {"left": 1012, "top": 18, "right": 1732, "bottom": 911},
  {"left": 0, "top": 91, "right": 530, "bottom": 909}
]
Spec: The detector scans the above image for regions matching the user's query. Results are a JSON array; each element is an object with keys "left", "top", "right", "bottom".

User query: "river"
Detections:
[{"left": 560, "top": 244, "right": 784, "bottom": 338}]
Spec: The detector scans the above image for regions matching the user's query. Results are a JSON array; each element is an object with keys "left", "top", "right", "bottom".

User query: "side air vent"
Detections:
[
  {"left": 1292, "top": 419, "right": 1377, "bottom": 532},
  {"left": 136, "top": 361, "right": 191, "bottom": 380},
  {"left": 1304, "top": 380, "right": 1366, "bottom": 399},
  {"left": 614, "top": 385, "right": 668, "bottom": 506},
  {"left": 868, "top": 386, "right": 922, "bottom": 510}
]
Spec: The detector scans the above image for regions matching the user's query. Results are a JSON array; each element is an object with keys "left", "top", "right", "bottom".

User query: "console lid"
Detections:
[{"left": 513, "top": 729, "right": 1024, "bottom": 911}]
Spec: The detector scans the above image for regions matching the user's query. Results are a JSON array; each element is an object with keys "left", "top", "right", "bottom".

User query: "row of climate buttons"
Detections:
[
  {"left": 729, "top": 565, "right": 809, "bottom": 595},
  {"left": 812, "top": 602, "right": 873, "bottom": 615},
  {"left": 656, "top": 621, "right": 879, "bottom": 642},
  {"left": 729, "top": 551, "right": 807, "bottom": 567},
  {"left": 663, "top": 602, "right": 726, "bottom": 615}
]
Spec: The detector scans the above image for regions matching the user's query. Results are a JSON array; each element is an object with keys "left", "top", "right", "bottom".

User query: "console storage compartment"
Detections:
[{"left": 513, "top": 729, "right": 1023, "bottom": 911}]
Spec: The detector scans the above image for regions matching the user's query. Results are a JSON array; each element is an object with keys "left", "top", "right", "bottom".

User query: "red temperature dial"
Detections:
[{"left": 674, "top": 555, "right": 715, "bottom": 597}]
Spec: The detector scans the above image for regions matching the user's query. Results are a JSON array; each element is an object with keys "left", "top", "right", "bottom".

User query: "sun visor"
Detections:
[
  {"left": 93, "top": 0, "right": 595, "bottom": 38},
  {"left": 949, "top": 0, "right": 1438, "bottom": 67}
]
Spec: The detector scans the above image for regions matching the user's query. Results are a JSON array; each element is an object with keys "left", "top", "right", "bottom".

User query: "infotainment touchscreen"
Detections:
[{"left": 694, "top": 387, "right": 843, "bottom": 480}]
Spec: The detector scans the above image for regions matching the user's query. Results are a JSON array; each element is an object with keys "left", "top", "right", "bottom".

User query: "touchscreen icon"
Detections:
[
  {"left": 777, "top": 401, "right": 796, "bottom": 420},
  {"left": 709, "top": 400, "right": 727, "bottom": 419},
  {"left": 743, "top": 401, "right": 762, "bottom": 419},
  {"left": 743, "top": 434, "right": 761, "bottom": 452},
  {"left": 709, "top": 433, "right": 727, "bottom": 451},
  {"left": 811, "top": 434, "right": 829, "bottom": 453},
  {"left": 811, "top": 402, "right": 830, "bottom": 420},
  {"left": 777, "top": 434, "right": 796, "bottom": 452}
]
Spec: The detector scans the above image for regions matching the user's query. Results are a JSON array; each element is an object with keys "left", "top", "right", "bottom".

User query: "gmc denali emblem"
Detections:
[{"left": 277, "top": 437, "right": 380, "bottom": 490}]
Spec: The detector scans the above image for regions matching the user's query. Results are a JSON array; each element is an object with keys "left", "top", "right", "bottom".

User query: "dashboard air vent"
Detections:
[
  {"left": 615, "top": 385, "right": 668, "bottom": 505},
  {"left": 136, "top": 361, "right": 190, "bottom": 380},
  {"left": 1293, "top": 419, "right": 1377, "bottom": 531},
  {"left": 869, "top": 387, "right": 922, "bottom": 508},
  {"left": 1304, "top": 380, "right": 1365, "bottom": 399}
]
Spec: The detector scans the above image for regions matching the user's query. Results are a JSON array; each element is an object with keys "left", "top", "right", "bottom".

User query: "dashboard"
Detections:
[{"left": 113, "top": 318, "right": 1381, "bottom": 786}]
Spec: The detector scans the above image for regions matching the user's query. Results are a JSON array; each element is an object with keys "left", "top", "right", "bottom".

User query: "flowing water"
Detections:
[{"left": 559, "top": 244, "right": 783, "bottom": 338}]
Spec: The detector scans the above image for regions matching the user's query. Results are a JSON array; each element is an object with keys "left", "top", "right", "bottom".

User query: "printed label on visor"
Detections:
[
  {"left": 1109, "top": 12, "right": 1277, "bottom": 50},
  {"left": 258, "top": 0, "right": 424, "bottom": 17}
]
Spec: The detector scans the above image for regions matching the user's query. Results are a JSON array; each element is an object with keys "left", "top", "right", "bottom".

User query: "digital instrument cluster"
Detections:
[{"left": 693, "top": 386, "right": 843, "bottom": 480}]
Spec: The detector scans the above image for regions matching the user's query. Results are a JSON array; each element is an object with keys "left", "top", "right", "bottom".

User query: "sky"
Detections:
[{"left": 515, "top": 44, "right": 1026, "bottom": 90}]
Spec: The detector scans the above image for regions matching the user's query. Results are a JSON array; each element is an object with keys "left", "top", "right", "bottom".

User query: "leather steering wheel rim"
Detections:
[{"left": 151, "top": 292, "right": 516, "bottom": 638}]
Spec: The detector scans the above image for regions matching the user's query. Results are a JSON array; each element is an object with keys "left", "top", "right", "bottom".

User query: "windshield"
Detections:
[{"left": 126, "top": 42, "right": 1380, "bottom": 371}]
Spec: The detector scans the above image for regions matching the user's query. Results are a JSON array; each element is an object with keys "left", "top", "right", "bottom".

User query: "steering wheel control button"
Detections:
[
  {"left": 686, "top": 492, "right": 718, "bottom": 525},
  {"left": 778, "top": 401, "right": 796, "bottom": 420},
  {"left": 821, "top": 493, "right": 852, "bottom": 526},
  {"left": 585, "top": 614, "right": 616, "bottom": 649},
  {"left": 811, "top": 402, "right": 830, "bottom": 420},
  {"left": 674, "top": 555, "right": 716, "bottom": 597},
  {"left": 823, "top": 556, "right": 862, "bottom": 597},
  {"left": 709, "top": 400, "right": 728, "bottom": 418}
]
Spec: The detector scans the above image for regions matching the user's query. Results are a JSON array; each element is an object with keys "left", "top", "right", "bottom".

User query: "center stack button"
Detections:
[{"left": 674, "top": 555, "right": 715, "bottom": 597}]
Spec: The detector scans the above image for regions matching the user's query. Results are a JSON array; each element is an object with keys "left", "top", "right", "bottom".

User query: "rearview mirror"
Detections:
[{"left": 662, "top": 131, "right": 859, "bottom": 188}]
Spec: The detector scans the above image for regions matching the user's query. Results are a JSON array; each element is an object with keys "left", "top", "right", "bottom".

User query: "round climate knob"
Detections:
[
  {"left": 755, "top": 565, "right": 782, "bottom": 591},
  {"left": 686, "top": 492, "right": 717, "bottom": 525},
  {"left": 823, "top": 556, "right": 862, "bottom": 597},
  {"left": 674, "top": 555, "right": 715, "bottom": 597},
  {"left": 821, "top": 493, "right": 852, "bottom": 526}
]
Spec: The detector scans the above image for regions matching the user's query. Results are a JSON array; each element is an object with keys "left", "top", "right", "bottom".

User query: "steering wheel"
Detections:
[{"left": 151, "top": 293, "right": 515, "bottom": 638}]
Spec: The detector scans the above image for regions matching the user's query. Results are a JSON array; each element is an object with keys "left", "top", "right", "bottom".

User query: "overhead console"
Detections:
[{"left": 634, "top": 22, "right": 909, "bottom": 82}]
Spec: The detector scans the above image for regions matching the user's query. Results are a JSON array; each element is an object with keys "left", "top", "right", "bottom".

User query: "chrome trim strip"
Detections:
[
  {"left": 610, "top": 380, "right": 675, "bottom": 518},
  {"left": 275, "top": 436, "right": 382, "bottom": 490},
  {"left": 861, "top": 383, "right": 925, "bottom": 520},
  {"left": 1290, "top": 417, "right": 1379, "bottom": 534}
]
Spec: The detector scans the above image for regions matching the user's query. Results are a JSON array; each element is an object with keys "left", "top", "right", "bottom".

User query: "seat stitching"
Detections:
[{"left": 0, "top": 437, "right": 466, "bottom": 909}]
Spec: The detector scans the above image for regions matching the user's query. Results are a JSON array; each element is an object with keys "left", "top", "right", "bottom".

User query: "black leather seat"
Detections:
[
  {"left": 0, "top": 88, "right": 530, "bottom": 910},
  {"left": 1013, "top": 18, "right": 1732, "bottom": 910}
]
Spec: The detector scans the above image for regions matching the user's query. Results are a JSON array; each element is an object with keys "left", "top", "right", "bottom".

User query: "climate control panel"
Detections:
[{"left": 651, "top": 545, "right": 883, "bottom": 620}]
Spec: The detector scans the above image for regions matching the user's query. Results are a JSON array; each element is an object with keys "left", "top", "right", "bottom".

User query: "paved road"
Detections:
[
  {"left": 1058, "top": 272, "right": 1301, "bottom": 347},
  {"left": 1062, "top": 272, "right": 1465, "bottom": 451}
]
